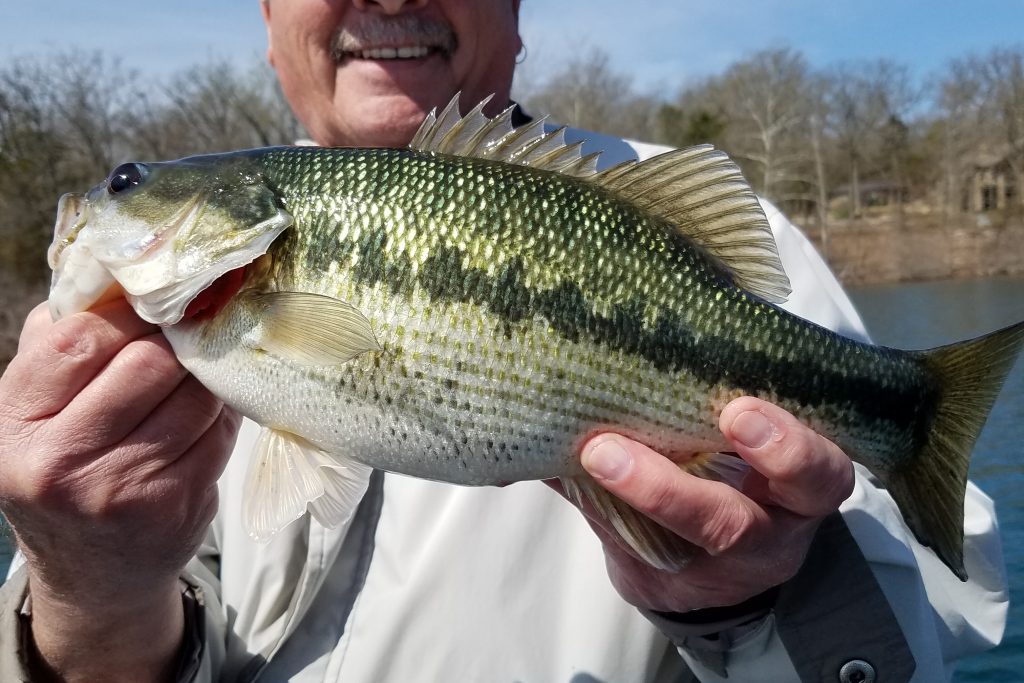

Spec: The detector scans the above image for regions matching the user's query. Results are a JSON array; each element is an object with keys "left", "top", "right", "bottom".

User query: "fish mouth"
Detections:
[
  {"left": 331, "top": 14, "right": 456, "bottom": 62},
  {"left": 47, "top": 193, "right": 119, "bottom": 321},
  {"left": 47, "top": 193, "right": 90, "bottom": 270},
  {"left": 46, "top": 191, "right": 210, "bottom": 323}
]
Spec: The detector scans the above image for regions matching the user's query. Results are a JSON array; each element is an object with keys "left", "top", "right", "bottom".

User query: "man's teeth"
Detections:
[{"left": 357, "top": 46, "right": 431, "bottom": 60}]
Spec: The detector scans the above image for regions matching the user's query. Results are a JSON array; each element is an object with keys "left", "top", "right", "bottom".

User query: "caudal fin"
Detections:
[{"left": 888, "top": 320, "right": 1024, "bottom": 580}]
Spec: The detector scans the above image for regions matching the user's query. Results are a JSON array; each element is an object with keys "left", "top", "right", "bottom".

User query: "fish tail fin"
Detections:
[
  {"left": 889, "top": 320, "right": 1024, "bottom": 581},
  {"left": 561, "top": 452, "right": 747, "bottom": 572}
]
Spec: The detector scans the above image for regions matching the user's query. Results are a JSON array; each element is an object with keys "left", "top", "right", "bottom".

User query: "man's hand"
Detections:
[
  {"left": 0, "top": 300, "right": 240, "bottom": 682},
  {"left": 567, "top": 396, "right": 854, "bottom": 614}
]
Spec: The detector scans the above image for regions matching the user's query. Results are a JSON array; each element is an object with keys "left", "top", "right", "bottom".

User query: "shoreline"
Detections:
[{"left": 795, "top": 210, "right": 1024, "bottom": 288}]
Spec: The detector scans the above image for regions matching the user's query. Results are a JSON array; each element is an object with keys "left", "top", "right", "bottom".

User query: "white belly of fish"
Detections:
[{"left": 161, "top": 296, "right": 727, "bottom": 487}]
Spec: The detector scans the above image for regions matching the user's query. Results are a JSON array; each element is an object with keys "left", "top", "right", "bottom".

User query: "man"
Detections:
[{"left": 0, "top": 0, "right": 1006, "bottom": 680}]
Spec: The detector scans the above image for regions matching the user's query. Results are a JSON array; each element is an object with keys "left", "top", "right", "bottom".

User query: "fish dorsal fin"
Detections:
[
  {"left": 409, "top": 93, "right": 599, "bottom": 178},
  {"left": 411, "top": 96, "right": 790, "bottom": 302},
  {"left": 594, "top": 146, "right": 791, "bottom": 303}
]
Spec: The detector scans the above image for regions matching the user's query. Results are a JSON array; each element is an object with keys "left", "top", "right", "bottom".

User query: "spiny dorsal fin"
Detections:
[
  {"left": 410, "top": 96, "right": 790, "bottom": 302},
  {"left": 409, "top": 93, "right": 599, "bottom": 178},
  {"left": 593, "top": 146, "right": 791, "bottom": 303}
]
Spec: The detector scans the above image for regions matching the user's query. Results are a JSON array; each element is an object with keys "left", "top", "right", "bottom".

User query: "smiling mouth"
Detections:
[
  {"left": 332, "top": 15, "right": 456, "bottom": 63},
  {"left": 344, "top": 45, "right": 440, "bottom": 61}
]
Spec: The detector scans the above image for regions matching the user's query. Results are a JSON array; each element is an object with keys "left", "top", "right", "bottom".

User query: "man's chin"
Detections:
[{"left": 330, "top": 80, "right": 455, "bottom": 148}]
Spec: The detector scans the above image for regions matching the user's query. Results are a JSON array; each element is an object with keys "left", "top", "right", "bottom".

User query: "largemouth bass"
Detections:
[{"left": 47, "top": 97, "right": 1024, "bottom": 580}]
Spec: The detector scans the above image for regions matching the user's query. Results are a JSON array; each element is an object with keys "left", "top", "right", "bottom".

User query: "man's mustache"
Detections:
[{"left": 332, "top": 14, "right": 457, "bottom": 58}]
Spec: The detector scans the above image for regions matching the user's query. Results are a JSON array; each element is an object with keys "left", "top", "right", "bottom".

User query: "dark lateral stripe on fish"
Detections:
[{"left": 282, "top": 223, "right": 939, "bottom": 444}]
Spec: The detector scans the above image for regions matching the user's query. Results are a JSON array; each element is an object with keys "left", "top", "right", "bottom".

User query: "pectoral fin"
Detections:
[
  {"left": 242, "top": 427, "right": 372, "bottom": 542},
  {"left": 246, "top": 291, "right": 381, "bottom": 366}
]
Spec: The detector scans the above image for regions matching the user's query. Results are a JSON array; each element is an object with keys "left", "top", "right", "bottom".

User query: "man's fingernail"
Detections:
[
  {"left": 582, "top": 437, "right": 632, "bottom": 482},
  {"left": 731, "top": 410, "right": 774, "bottom": 449}
]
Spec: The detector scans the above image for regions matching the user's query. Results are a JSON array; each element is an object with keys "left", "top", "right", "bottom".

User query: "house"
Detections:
[{"left": 965, "top": 146, "right": 1017, "bottom": 212}]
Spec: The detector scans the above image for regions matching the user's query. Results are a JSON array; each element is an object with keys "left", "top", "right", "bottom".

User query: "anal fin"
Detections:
[
  {"left": 561, "top": 476, "right": 699, "bottom": 572},
  {"left": 242, "top": 427, "right": 372, "bottom": 542},
  {"left": 683, "top": 451, "right": 751, "bottom": 490},
  {"left": 561, "top": 452, "right": 748, "bottom": 572}
]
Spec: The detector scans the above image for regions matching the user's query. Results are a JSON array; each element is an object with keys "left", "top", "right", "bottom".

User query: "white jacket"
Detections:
[{"left": 2, "top": 130, "right": 1007, "bottom": 682}]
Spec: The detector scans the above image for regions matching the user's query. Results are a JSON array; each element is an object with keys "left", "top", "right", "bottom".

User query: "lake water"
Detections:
[
  {"left": 849, "top": 277, "right": 1024, "bottom": 682},
  {"left": 0, "top": 277, "right": 1022, "bottom": 678}
]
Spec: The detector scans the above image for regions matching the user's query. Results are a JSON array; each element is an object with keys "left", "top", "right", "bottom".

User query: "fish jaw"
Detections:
[
  {"left": 48, "top": 192, "right": 117, "bottom": 320},
  {"left": 47, "top": 158, "right": 294, "bottom": 325},
  {"left": 48, "top": 242, "right": 118, "bottom": 321},
  {"left": 47, "top": 188, "right": 190, "bottom": 322}
]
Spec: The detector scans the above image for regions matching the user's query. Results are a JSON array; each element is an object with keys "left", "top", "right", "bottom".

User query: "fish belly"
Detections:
[{"left": 164, "top": 286, "right": 735, "bottom": 485}]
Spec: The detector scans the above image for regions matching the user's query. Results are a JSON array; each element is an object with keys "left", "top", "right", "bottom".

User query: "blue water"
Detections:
[
  {"left": 1, "top": 277, "right": 1021, "bottom": 678},
  {"left": 849, "top": 277, "right": 1024, "bottom": 682}
]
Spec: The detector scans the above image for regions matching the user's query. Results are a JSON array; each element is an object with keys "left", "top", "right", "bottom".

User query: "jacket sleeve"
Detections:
[
  {"left": 179, "top": 529, "right": 229, "bottom": 682},
  {"left": 644, "top": 506, "right": 914, "bottom": 682},
  {"left": 0, "top": 529, "right": 227, "bottom": 683},
  {"left": 647, "top": 206, "right": 1008, "bottom": 682}
]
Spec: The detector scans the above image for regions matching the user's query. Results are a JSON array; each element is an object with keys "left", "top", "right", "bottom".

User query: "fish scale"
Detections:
[{"left": 46, "top": 98, "right": 1024, "bottom": 576}]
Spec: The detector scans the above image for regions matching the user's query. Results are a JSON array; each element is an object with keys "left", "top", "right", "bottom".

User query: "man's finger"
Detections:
[
  {"left": 4, "top": 299, "right": 160, "bottom": 420},
  {"left": 580, "top": 434, "right": 768, "bottom": 556},
  {"left": 121, "top": 375, "right": 227, "bottom": 468},
  {"left": 51, "top": 333, "right": 189, "bottom": 453},
  {"left": 17, "top": 303, "right": 54, "bottom": 354},
  {"left": 719, "top": 397, "right": 854, "bottom": 517},
  {"left": 168, "top": 405, "right": 241, "bottom": 487}
]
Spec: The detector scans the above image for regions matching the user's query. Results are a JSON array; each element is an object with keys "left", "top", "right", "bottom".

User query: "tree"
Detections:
[
  {"left": 657, "top": 102, "right": 727, "bottom": 149},
  {"left": 0, "top": 51, "right": 141, "bottom": 290},
  {"left": 826, "top": 59, "right": 919, "bottom": 217},
  {"left": 521, "top": 48, "right": 658, "bottom": 141},
  {"left": 946, "top": 46, "right": 1024, "bottom": 214},
  {"left": 664, "top": 48, "right": 818, "bottom": 218}
]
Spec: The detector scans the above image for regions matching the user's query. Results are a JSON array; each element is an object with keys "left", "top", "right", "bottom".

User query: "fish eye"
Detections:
[{"left": 107, "top": 163, "right": 148, "bottom": 195}]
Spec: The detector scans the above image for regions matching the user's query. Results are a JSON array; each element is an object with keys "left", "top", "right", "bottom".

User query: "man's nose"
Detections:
[{"left": 353, "top": 0, "right": 428, "bottom": 14}]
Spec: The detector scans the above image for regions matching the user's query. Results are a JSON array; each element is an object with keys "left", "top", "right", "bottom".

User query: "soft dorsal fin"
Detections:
[
  {"left": 410, "top": 95, "right": 791, "bottom": 303},
  {"left": 593, "top": 146, "right": 791, "bottom": 303}
]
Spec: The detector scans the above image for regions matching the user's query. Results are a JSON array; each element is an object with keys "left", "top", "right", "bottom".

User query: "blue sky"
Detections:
[{"left": 2, "top": 1, "right": 1022, "bottom": 95}]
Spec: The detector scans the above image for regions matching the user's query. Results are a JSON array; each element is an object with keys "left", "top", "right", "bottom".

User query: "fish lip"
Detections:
[
  {"left": 46, "top": 192, "right": 208, "bottom": 322},
  {"left": 48, "top": 193, "right": 91, "bottom": 270}
]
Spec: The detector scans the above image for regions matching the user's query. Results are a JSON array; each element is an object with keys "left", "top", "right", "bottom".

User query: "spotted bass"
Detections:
[{"left": 47, "top": 97, "right": 1024, "bottom": 579}]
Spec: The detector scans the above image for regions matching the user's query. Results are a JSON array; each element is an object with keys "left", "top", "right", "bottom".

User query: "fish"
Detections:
[{"left": 46, "top": 95, "right": 1024, "bottom": 580}]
